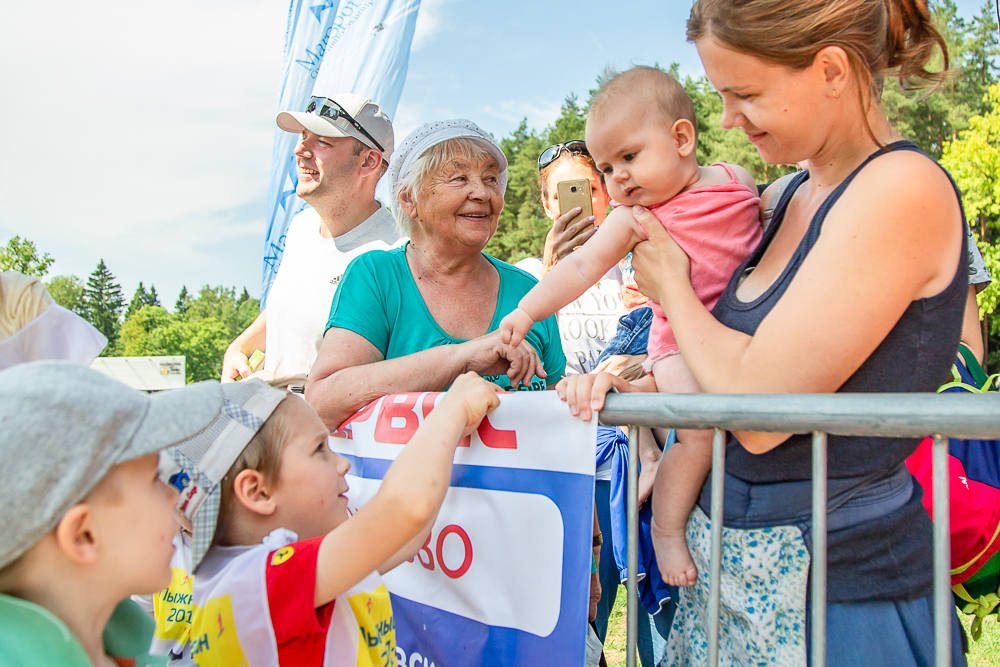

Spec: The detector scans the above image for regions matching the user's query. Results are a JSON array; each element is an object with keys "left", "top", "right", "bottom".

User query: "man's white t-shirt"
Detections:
[
  {"left": 515, "top": 258, "right": 626, "bottom": 376},
  {"left": 264, "top": 205, "right": 401, "bottom": 377}
]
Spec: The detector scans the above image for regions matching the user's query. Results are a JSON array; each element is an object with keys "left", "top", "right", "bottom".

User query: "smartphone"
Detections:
[{"left": 557, "top": 179, "right": 594, "bottom": 227}]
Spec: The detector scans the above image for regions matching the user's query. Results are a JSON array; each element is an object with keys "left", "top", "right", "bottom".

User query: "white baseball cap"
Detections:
[{"left": 277, "top": 93, "right": 395, "bottom": 160}]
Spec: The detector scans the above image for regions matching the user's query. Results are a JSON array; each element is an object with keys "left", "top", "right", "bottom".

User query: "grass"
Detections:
[{"left": 601, "top": 585, "right": 1000, "bottom": 667}]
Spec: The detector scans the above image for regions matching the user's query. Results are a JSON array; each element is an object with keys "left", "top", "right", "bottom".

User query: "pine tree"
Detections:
[
  {"left": 175, "top": 286, "right": 191, "bottom": 315},
  {"left": 124, "top": 282, "right": 162, "bottom": 321},
  {"left": 125, "top": 282, "right": 151, "bottom": 321},
  {"left": 83, "top": 259, "right": 125, "bottom": 349},
  {"left": 148, "top": 285, "right": 160, "bottom": 308}
]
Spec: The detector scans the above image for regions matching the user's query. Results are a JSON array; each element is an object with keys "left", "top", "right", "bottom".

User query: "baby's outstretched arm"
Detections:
[{"left": 499, "top": 207, "right": 646, "bottom": 347}]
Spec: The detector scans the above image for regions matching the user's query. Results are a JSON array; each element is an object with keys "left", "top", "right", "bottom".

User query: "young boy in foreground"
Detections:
[
  {"left": 158, "top": 372, "right": 499, "bottom": 665},
  {"left": 0, "top": 361, "right": 223, "bottom": 667}
]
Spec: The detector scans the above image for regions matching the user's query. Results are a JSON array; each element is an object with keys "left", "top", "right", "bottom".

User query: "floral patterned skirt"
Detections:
[{"left": 662, "top": 506, "right": 810, "bottom": 666}]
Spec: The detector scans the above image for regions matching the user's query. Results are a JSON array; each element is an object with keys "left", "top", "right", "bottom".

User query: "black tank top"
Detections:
[{"left": 712, "top": 141, "right": 967, "bottom": 484}]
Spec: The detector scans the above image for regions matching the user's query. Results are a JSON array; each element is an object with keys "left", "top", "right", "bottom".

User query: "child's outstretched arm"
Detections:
[
  {"left": 313, "top": 373, "right": 501, "bottom": 607},
  {"left": 500, "top": 207, "right": 645, "bottom": 347}
]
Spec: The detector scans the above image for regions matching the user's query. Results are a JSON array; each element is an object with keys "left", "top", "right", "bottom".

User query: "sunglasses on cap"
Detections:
[
  {"left": 537, "top": 140, "right": 589, "bottom": 171},
  {"left": 304, "top": 96, "right": 385, "bottom": 152}
]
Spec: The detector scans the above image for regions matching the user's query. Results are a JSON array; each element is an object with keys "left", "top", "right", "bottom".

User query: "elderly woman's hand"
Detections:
[
  {"left": 541, "top": 207, "right": 598, "bottom": 276},
  {"left": 630, "top": 205, "right": 692, "bottom": 306},
  {"left": 460, "top": 331, "right": 547, "bottom": 389}
]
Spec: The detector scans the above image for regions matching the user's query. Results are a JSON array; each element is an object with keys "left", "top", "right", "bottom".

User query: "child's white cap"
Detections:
[{"left": 161, "top": 379, "right": 287, "bottom": 573}]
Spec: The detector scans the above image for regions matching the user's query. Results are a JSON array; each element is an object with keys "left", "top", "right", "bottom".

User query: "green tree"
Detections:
[
  {"left": 175, "top": 285, "right": 192, "bottom": 315},
  {"left": 118, "top": 305, "right": 174, "bottom": 356},
  {"left": 881, "top": 0, "right": 998, "bottom": 157},
  {"left": 155, "top": 316, "right": 231, "bottom": 383},
  {"left": 0, "top": 236, "right": 54, "bottom": 277},
  {"left": 185, "top": 285, "right": 258, "bottom": 340},
  {"left": 126, "top": 282, "right": 153, "bottom": 321},
  {"left": 941, "top": 83, "right": 1000, "bottom": 366},
  {"left": 45, "top": 274, "right": 87, "bottom": 316},
  {"left": 118, "top": 304, "right": 231, "bottom": 382},
  {"left": 548, "top": 94, "right": 587, "bottom": 145},
  {"left": 83, "top": 259, "right": 125, "bottom": 351}
]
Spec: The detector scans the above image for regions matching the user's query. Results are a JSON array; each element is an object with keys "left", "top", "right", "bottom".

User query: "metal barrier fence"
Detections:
[{"left": 599, "top": 392, "right": 1000, "bottom": 667}]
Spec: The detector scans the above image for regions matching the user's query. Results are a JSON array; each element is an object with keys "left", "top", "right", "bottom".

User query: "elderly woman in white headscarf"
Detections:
[{"left": 306, "top": 120, "right": 566, "bottom": 429}]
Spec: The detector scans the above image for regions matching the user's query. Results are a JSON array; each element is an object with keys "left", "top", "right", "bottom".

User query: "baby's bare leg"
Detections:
[{"left": 649, "top": 354, "right": 713, "bottom": 587}]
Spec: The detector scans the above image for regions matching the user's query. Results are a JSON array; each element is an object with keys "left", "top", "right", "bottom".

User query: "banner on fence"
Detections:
[
  {"left": 262, "top": 0, "right": 421, "bottom": 305},
  {"left": 330, "top": 391, "right": 596, "bottom": 667}
]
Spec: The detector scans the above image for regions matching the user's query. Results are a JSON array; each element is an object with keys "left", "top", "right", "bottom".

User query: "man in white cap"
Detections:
[{"left": 223, "top": 93, "right": 401, "bottom": 382}]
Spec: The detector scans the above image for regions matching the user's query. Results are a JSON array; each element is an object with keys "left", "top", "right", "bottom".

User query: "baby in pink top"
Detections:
[{"left": 500, "top": 67, "right": 762, "bottom": 586}]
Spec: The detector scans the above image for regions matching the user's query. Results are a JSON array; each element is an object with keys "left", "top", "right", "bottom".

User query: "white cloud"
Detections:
[
  {"left": 483, "top": 99, "right": 562, "bottom": 131},
  {"left": 0, "top": 0, "right": 286, "bottom": 301},
  {"left": 411, "top": 0, "right": 456, "bottom": 51}
]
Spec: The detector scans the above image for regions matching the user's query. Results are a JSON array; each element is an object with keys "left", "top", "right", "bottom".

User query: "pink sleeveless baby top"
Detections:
[{"left": 640, "top": 163, "right": 762, "bottom": 359}]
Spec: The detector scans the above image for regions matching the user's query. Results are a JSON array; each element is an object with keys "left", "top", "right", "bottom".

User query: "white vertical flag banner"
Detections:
[{"left": 261, "top": 0, "right": 421, "bottom": 304}]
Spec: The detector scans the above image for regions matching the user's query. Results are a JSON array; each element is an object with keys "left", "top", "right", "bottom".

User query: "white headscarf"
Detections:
[{"left": 388, "top": 119, "right": 509, "bottom": 201}]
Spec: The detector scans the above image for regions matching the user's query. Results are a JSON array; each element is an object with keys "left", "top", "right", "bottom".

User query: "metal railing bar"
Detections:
[
  {"left": 811, "top": 431, "right": 827, "bottom": 667},
  {"left": 599, "top": 393, "right": 1000, "bottom": 439},
  {"left": 932, "top": 433, "right": 951, "bottom": 667},
  {"left": 708, "top": 428, "right": 726, "bottom": 666},
  {"left": 626, "top": 425, "right": 639, "bottom": 667}
]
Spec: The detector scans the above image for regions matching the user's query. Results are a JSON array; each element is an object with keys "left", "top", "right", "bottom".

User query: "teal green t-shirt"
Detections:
[
  {"left": 326, "top": 244, "right": 565, "bottom": 390},
  {"left": 0, "top": 594, "right": 166, "bottom": 667}
]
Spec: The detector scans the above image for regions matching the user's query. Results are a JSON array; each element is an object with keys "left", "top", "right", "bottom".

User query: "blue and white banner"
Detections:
[
  {"left": 330, "top": 391, "right": 597, "bottom": 667},
  {"left": 261, "top": 0, "right": 421, "bottom": 305}
]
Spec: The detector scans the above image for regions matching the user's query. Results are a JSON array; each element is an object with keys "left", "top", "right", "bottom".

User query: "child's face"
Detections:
[
  {"left": 586, "top": 102, "right": 692, "bottom": 208},
  {"left": 89, "top": 453, "right": 180, "bottom": 595},
  {"left": 271, "top": 398, "right": 352, "bottom": 540}
]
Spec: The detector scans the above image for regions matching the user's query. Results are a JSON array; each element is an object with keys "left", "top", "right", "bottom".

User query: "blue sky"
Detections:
[{"left": 0, "top": 0, "right": 991, "bottom": 306}]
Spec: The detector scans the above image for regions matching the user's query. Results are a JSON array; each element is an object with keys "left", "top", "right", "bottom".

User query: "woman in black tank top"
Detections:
[{"left": 556, "top": 0, "right": 969, "bottom": 664}]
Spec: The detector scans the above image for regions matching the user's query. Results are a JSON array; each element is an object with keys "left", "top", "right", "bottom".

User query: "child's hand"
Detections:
[
  {"left": 498, "top": 308, "right": 534, "bottom": 348},
  {"left": 441, "top": 372, "right": 502, "bottom": 438}
]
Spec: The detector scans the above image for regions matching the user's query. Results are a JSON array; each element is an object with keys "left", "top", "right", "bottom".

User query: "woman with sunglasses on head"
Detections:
[{"left": 560, "top": 0, "right": 969, "bottom": 663}]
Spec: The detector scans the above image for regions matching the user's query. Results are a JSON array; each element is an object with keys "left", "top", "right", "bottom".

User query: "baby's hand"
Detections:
[
  {"left": 498, "top": 308, "right": 534, "bottom": 348},
  {"left": 441, "top": 372, "right": 502, "bottom": 438}
]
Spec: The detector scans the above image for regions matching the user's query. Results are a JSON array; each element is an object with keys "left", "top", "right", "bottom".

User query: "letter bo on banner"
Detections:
[{"left": 331, "top": 391, "right": 597, "bottom": 667}]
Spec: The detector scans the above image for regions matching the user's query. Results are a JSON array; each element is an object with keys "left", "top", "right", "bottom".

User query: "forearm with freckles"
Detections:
[{"left": 307, "top": 344, "right": 469, "bottom": 431}]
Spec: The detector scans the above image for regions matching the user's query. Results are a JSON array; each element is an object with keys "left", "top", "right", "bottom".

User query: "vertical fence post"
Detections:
[
  {"left": 811, "top": 432, "right": 827, "bottom": 667},
  {"left": 707, "top": 428, "right": 726, "bottom": 666},
  {"left": 626, "top": 425, "right": 639, "bottom": 667},
  {"left": 932, "top": 433, "right": 951, "bottom": 667}
]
